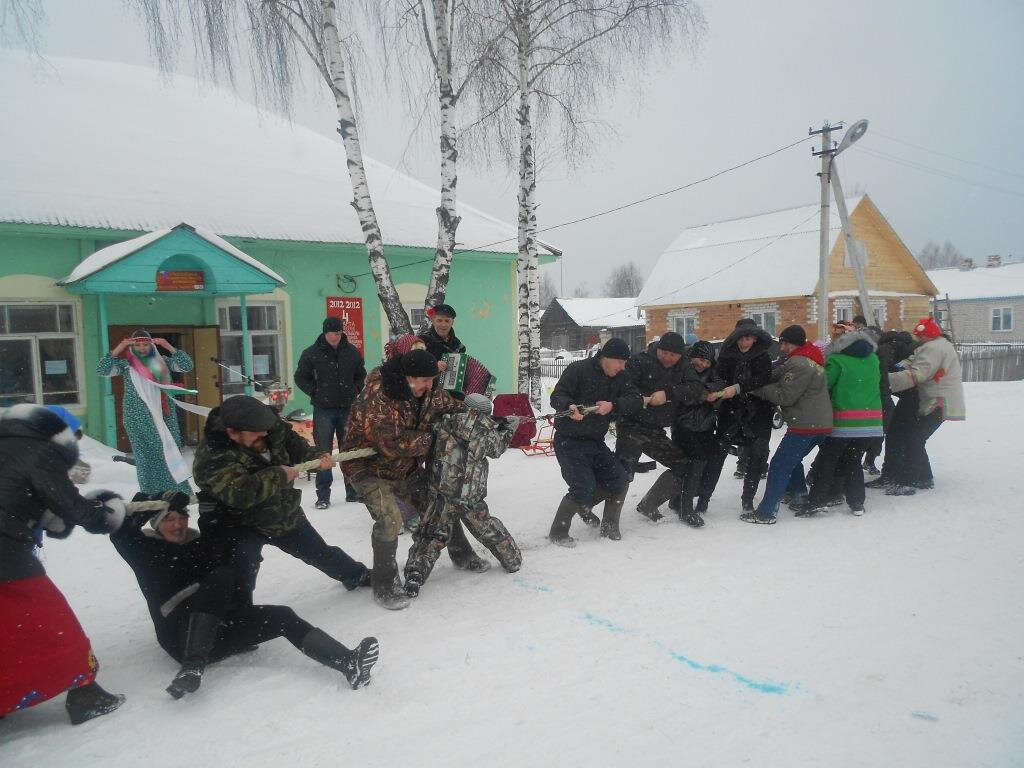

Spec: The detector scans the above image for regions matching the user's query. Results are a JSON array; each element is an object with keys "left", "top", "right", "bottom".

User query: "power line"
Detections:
[
  {"left": 851, "top": 145, "right": 1024, "bottom": 199},
  {"left": 343, "top": 134, "right": 816, "bottom": 280},
  {"left": 871, "top": 130, "right": 1024, "bottom": 181}
]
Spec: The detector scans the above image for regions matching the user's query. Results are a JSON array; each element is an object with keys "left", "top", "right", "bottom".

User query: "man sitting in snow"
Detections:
[
  {"left": 111, "top": 490, "right": 379, "bottom": 698},
  {"left": 404, "top": 393, "right": 523, "bottom": 597}
]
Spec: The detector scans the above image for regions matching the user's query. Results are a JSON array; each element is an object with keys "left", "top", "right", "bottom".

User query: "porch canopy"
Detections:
[{"left": 58, "top": 222, "right": 286, "bottom": 445}]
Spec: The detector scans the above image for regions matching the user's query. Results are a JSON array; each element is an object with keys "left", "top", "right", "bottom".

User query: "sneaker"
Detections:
[
  {"left": 345, "top": 637, "right": 380, "bottom": 690},
  {"left": 787, "top": 495, "right": 808, "bottom": 513},
  {"left": 850, "top": 506, "right": 865, "bottom": 516},
  {"left": 637, "top": 504, "right": 664, "bottom": 523},
  {"left": 826, "top": 495, "right": 845, "bottom": 507},
  {"left": 885, "top": 484, "right": 917, "bottom": 496},
  {"left": 739, "top": 511, "right": 776, "bottom": 525},
  {"left": 314, "top": 499, "right": 330, "bottom": 510},
  {"left": 342, "top": 567, "right": 372, "bottom": 591},
  {"left": 681, "top": 512, "right": 705, "bottom": 528}
]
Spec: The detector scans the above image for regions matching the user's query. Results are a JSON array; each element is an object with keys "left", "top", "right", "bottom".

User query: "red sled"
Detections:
[{"left": 492, "top": 394, "right": 555, "bottom": 457}]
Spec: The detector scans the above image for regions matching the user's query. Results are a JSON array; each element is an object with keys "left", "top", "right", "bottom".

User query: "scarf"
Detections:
[{"left": 125, "top": 344, "right": 197, "bottom": 415}]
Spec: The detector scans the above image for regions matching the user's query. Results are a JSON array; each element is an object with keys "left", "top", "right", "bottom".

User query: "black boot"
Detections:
[
  {"left": 576, "top": 506, "right": 601, "bottom": 528},
  {"left": 600, "top": 489, "right": 627, "bottom": 541},
  {"left": 65, "top": 682, "right": 125, "bottom": 725},
  {"left": 371, "top": 539, "right": 410, "bottom": 610},
  {"left": 301, "top": 628, "right": 380, "bottom": 690},
  {"left": 166, "top": 612, "right": 222, "bottom": 699},
  {"left": 637, "top": 470, "right": 681, "bottom": 523},
  {"left": 549, "top": 495, "right": 579, "bottom": 548},
  {"left": 695, "top": 496, "right": 710, "bottom": 513},
  {"left": 667, "top": 494, "right": 682, "bottom": 513}
]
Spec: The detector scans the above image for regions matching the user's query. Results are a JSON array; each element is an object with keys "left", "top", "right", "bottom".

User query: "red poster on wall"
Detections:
[{"left": 326, "top": 297, "right": 364, "bottom": 357}]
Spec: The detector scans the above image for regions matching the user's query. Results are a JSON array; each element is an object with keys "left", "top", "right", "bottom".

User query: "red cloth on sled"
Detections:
[
  {"left": 492, "top": 394, "right": 537, "bottom": 448},
  {"left": 0, "top": 575, "right": 98, "bottom": 715}
]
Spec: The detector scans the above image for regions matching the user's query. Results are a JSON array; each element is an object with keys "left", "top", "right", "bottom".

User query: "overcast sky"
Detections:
[{"left": 5, "top": 0, "right": 1023, "bottom": 295}]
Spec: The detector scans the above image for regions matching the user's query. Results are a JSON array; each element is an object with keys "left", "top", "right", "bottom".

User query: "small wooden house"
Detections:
[
  {"left": 639, "top": 195, "right": 936, "bottom": 343},
  {"left": 540, "top": 297, "right": 646, "bottom": 352}
]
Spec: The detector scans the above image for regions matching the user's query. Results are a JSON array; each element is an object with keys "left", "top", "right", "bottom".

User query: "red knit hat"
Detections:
[{"left": 912, "top": 316, "right": 942, "bottom": 339}]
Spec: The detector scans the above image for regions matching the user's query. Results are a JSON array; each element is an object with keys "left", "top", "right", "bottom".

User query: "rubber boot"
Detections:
[
  {"left": 487, "top": 535, "right": 523, "bottom": 573},
  {"left": 166, "top": 612, "right": 223, "bottom": 699},
  {"left": 637, "top": 470, "right": 681, "bottom": 522},
  {"left": 549, "top": 495, "right": 580, "bottom": 548},
  {"left": 600, "top": 489, "right": 627, "bottom": 541},
  {"left": 371, "top": 539, "right": 410, "bottom": 610},
  {"left": 448, "top": 518, "right": 491, "bottom": 573},
  {"left": 65, "top": 682, "right": 125, "bottom": 725},
  {"left": 301, "top": 628, "right": 380, "bottom": 690}
]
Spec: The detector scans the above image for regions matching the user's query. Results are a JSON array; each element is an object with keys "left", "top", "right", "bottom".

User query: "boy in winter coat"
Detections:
[
  {"left": 862, "top": 330, "right": 916, "bottom": 474},
  {"left": 741, "top": 326, "right": 833, "bottom": 524},
  {"left": 883, "top": 317, "right": 965, "bottom": 496},
  {"left": 798, "top": 329, "right": 884, "bottom": 516},
  {"left": 0, "top": 404, "right": 127, "bottom": 724},
  {"left": 111, "top": 491, "right": 378, "bottom": 698},
  {"left": 404, "top": 394, "right": 523, "bottom": 596}
]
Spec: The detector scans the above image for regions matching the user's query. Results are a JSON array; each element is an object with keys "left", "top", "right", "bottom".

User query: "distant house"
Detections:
[
  {"left": 540, "top": 297, "right": 646, "bottom": 352},
  {"left": 639, "top": 195, "right": 936, "bottom": 343},
  {"left": 929, "top": 257, "right": 1024, "bottom": 342}
]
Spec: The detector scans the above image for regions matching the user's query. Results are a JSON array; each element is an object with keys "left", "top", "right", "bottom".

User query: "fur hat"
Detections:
[
  {"left": 322, "top": 316, "right": 344, "bottom": 333},
  {"left": 912, "top": 316, "right": 943, "bottom": 339},
  {"left": 779, "top": 325, "right": 807, "bottom": 347},
  {"left": 735, "top": 318, "right": 757, "bottom": 329},
  {"left": 0, "top": 403, "right": 80, "bottom": 468},
  {"left": 600, "top": 338, "right": 631, "bottom": 360},
  {"left": 400, "top": 349, "right": 439, "bottom": 377},
  {"left": 657, "top": 331, "right": 687, "bottom": 355}
]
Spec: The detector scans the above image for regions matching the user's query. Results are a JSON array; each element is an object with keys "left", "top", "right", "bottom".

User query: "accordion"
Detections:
[{"left": 439, "top": 353, "right": 496, "bottom": 396}]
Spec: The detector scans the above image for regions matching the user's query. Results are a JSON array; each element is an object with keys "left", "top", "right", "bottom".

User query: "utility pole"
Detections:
[{"left": 810, "top": 121, "right": 841, "bottom": 342}]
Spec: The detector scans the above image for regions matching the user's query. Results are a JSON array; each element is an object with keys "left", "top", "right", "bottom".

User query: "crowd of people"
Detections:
[{"left": 0, "top": 302, "right": 965, "bottom": 726}]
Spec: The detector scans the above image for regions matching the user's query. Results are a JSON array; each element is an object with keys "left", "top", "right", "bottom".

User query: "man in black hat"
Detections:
[
  {"left": 193, "top": 395, "right": 370, "bottom": 600},
  {"left": 615, "top": 331, "right": 708, "bottom": 528},
  {"left": 417, "top": 303, "right": 465, "bottom": 374},
  {"left": 295, "top": 316, "right": 367, "bottom": 508},
  {"left": 547, "top": 338, "right": 643, "bottom": 546}
]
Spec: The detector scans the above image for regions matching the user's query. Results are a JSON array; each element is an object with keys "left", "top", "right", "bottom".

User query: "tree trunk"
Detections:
[
  {"left": 321, "top": 0, "right": 412, "bottom": 336},
  {"left": 423, "top": 0, "right": 461, "bottom": 325},
  {"left": 515, "top": 3, "right": 542, "bottom": 409}
]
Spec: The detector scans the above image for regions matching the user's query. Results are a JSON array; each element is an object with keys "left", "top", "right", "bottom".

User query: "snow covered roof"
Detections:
[
  {"left": 0, "top": 53, "right": 555, "bottom": 256},
  {"left": 555, "top": 297, "right": 645, "bottom": 328},
  {"left": 927, "top": 262, "right": 1024, "bottom": 301},
  {"left": 59, "top": 224, "right": 286, "bottom": 285},
  {"left": 638, "top": 198, "right": 865, "bottom": 307}
]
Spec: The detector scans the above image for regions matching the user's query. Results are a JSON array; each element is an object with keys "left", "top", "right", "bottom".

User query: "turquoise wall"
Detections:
[{"left": 0, "top": 225, "right": 522, "bottom": 442}]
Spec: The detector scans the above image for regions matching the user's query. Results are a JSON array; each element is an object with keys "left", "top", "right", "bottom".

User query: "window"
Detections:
[
  {"left": 0, "top": 302, "right": 81, "bottom": 406},
  {"left": 217, "top": 301, "right": 285, "bottom": 396},
  {"left": 935, "top": 307, "right": 948, "bottom": 330},
  {"left": 672, "top": 315, "right": 697, "bottom": 341},
  {"left": 835, "top": 306, "right": 852, "bottom": 323},
  {"left": 747, "top": 311, "right": 777, "bottom": 336},
  {"left": 991, "top": 307, "right": 1013, "bottom": 332}
]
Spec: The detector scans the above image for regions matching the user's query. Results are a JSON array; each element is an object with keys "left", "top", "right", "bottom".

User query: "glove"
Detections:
[
  {"left": 38, "top": 510, "right": 75, "bottom": 540},
  {"left": 85, "top": 489, "right": 126, "bottom": 533},
  {"left": 503, "top": 416, "right": 522, "bottom": 433},
  {"left": 133, "top": 490, "right": 191, "bottom": 512}
]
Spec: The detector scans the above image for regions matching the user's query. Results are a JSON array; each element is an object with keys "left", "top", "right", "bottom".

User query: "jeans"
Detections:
[
  {"left": 554, "top": 435, "right": 628, "bottom": 508},
  {"left": 313, "top": 407, "right": 350, "bottom": 501},
  {"left": 755, "top": 433, "right": 826, "bottom": 518}
]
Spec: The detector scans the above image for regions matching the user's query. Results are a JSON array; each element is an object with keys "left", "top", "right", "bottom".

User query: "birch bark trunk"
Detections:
[
  {"left": 423, "top": 0, "right": 462, "bottom": 320},
  {"left": 321, "top": 0, "right": 412, "bottom": 336}
]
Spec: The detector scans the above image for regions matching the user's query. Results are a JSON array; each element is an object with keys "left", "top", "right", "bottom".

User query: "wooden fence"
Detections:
[{"left": 955, "top": 343, "right": 1024, "bottom": 382}]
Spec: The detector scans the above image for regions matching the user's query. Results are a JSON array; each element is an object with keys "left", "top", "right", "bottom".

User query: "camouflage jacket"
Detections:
[
  {"left": 426, "top": 411, "right": 515, "bottom": 507},
  {"left": 193, "top": 406, "right": 321, "bottom": 537},
  {"left": 341, "top": 356, "right": 463, "bottom": 482}
]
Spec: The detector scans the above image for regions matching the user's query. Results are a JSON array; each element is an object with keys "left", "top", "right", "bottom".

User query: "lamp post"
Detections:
[{"left": 830, "top": 120, "right": 873, "bottom": 327}]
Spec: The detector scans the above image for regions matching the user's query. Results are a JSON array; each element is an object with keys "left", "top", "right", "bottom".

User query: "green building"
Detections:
[{"left": 0, "top": 53, "right": 557, "bottom": 448}]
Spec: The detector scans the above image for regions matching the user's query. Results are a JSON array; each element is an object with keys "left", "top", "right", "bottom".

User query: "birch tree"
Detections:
[
  {"left": 461, "top": 0, "right": 705, "bottom": 407},
  {"left": 130, "top": 0, "right": 414, "bottom": 335}
]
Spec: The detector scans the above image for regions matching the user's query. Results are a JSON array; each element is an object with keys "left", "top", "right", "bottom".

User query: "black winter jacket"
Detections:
[
  {"left": 674, "top": 360, "right": 725, "bottom": 433},
  {"left": 715, "top": 326, "right": 776, "bottom": 441},
  {"left": 876, "top": 331, "right": 916, "bottom": 407},
  {"left": 294, "top": 334, "right": 366, "bottom": 409},
  {"left": 619, "top": 345, "right": 694, "bottom": 430},
  {"left": 418, "top": 327, "right": 466, "bottom": 361},
  {"left": 110, "top": 506, "right": 228, "bottom": 658},
  {"left": 550, "top": 356, "right": 643, "bottom": 441},
  {"left": 0, "top": 405, "right": 112, "bottom": 583}
]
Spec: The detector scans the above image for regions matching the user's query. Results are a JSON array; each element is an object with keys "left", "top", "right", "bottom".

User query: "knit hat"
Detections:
[
  {"left": 149, "top": 491, "right": 192, "bottom": 532},
  {"left": 400, "top": 349, "right": 439, "bottom": 377},
  {"left": 385, "top": 334, "right": 425, "bottom": 360},
  {"left": 912, "top": 316, "right": 943, "bottom": 339},
  {"left": 464, "top": 393, "right": 493, "bottom": 414},
  {"left": 426, "top": 304, "right": 457, "bottom": 319},
  {"left": 687, "top": 341, "right": 715, "bottom": 362},
  {"left": 657, "top": 331, "right": 687, "bottom": 355},
  {"left": 779, "top": 324, "right": 807, "bottom": 346},
  {"left": 323, "top": 316, "right": 344, "bottom": 333},
  {"left": 219, "top": 395, "right": 279, "bottom": 431},
  {"left": 600, "top": 338, "right": 631, "bottom": 360}
]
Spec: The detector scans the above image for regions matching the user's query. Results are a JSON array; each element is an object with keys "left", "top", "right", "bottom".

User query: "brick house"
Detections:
[
  {"left": 638, "top": 195, "right": 936, "bottom": 343},
  {"left": 929, "top": 257, "right": 1024, "bottom": 342}
]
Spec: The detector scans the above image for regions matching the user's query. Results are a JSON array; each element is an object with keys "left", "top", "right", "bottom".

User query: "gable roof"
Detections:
[
  {"left": 927, "top": 261, "right": 1024, "bottom": 301},
  {"left": 637, "top": 198, "right": 862, "bottom": 307},
  {"left": 553, "top": 297, "right": 645, "bottom": 328},
  {"left": 0, "top": 52, "right": 556, "bottom": 256}
]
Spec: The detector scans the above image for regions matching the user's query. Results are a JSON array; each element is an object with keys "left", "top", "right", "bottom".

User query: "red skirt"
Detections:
[{"left": 0, "top": 574, "right": 98, "bottom": 715}]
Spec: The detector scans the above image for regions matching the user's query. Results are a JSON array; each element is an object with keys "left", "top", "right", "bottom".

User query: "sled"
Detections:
[{"left": 519, "top": 416, "right": 557, "bottom": 457}]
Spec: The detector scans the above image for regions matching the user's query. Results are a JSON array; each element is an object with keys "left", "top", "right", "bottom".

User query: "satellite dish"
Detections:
[{"left": 836, "top": 119, "right": 869, "bottom": 155}]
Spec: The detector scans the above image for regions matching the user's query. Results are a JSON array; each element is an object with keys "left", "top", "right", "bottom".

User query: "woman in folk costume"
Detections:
[{"left": 97, "top": 330, "right": 195, "bottom": 493}]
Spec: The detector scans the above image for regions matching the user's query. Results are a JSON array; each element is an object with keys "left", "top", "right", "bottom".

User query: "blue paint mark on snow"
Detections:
[
  {"left": 911, "top": 711, "right": 939, "bottom": 722},
  {"left": 513, "top": 576, "right": 552, "bottom": 593},
  {"left": 580, "top": 610, "right": 791, "bottom": 696}
]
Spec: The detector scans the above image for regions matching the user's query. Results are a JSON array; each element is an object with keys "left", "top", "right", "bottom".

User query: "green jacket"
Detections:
[
  {"left": 825, "top": 330, "right": 884, "bottom": 438},
  {"left": 193, "top": 406, "right": 322, "bottom": 537}
]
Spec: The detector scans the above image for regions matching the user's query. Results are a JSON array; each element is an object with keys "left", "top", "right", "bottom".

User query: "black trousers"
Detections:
[
  {"left": 702, "top": 429, "right": 770, "bottom": 503},
  {"left": 806, "top": 437, "right": 870, "bottom": 509},
  {"left": 671, "top": 428, "right": 717, "bottom": 497},
  {"left": 889, "top": 409, "right": 944, "bottom": 486}
]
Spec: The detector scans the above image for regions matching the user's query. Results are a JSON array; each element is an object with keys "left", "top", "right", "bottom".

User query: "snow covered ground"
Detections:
[{"left": 3, "top": 382, "right": 1023, "bottom": 767}]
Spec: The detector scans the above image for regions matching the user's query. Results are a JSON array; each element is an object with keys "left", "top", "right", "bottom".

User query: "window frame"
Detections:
[
  {"left": 746, "top": 310, "right": 778, "bottom": 336},
  {"left": 0, "top": 301, "right": 83, "bottom": 407},
  {"left": 991, "top": 306, "right": 1013, "bottom": 332},
  {"left": 215, "top": 299, "right": 286, "bottom": 396}
]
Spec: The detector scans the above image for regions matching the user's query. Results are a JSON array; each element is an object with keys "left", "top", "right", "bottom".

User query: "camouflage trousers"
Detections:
[
  {"left": 405, "top": 494, "right": 522, "bottom": 584},
  {"left": 352, "top": 475, "right": 421, "bottom": 544}
]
